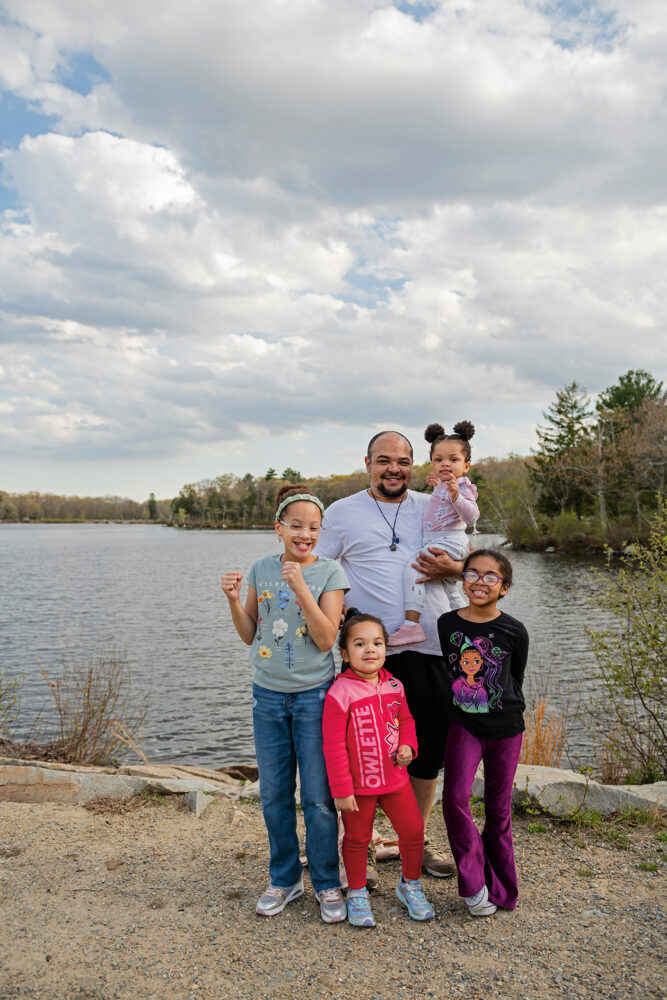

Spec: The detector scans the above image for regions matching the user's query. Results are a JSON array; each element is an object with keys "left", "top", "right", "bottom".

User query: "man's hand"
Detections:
[{"left": 412, "top": 547, "right": 463, "bottom": 584}]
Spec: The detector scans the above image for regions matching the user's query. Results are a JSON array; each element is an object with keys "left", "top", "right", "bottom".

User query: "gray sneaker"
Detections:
[
  {"left": 256, "top": 879, "right": 304, "bottom": 916},
  {"left": 317, "top": 887, "right": 347, "bottom": 923}
]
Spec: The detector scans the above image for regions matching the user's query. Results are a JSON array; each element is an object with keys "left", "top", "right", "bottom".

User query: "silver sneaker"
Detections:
[
  {"left": 317, "top": 886, "right": 347, "bottom": 923},
  {"left": 256, "top": 879, "right": 304, "bottom": 916},
  {"left": 465, "top": 885, "right": 497, "bottom": 917}
]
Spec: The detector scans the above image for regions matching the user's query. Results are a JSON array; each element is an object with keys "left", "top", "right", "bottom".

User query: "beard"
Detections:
[{"left": 375, "top": 476, "right": 408, "bottom": 499}]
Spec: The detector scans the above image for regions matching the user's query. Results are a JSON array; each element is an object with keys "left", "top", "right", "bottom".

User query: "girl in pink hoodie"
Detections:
[{"left": 322, "top": 612, "right": 435, "bottom": 927}]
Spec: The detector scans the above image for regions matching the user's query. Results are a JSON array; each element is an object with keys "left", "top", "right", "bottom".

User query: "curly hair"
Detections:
[
  {"left": 273, "top": 484, "right": 319, "bottom": 517},
  {"left": 424, "top": 420, "right": 475, "bottom": 462}
]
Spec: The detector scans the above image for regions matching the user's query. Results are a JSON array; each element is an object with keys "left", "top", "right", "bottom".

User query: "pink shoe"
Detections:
[{"left": 387, "top": 623, "right": 426, "bottom": 647}]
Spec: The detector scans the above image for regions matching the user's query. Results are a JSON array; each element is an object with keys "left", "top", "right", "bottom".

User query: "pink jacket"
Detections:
[
  {"left": 322, "top": 667, "right": 418, "bottom": 799},
  {"left": 423, "top": 476, "right": 479, "bottom": 532}
]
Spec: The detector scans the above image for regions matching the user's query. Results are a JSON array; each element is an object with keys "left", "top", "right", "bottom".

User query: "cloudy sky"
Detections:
[{"left": 1, "top": 0, "right": 665, "bottom": 500}]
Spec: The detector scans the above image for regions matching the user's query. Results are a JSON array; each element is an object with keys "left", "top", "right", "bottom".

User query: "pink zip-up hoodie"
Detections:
[{"left": 322, "top": 667, "right": 418, "bottom": 799}]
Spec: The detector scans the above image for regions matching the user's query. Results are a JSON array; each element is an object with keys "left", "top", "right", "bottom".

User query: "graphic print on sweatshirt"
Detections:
[
  {"left": 384, "top": 701, "right": 400, "bottom": 763},
  {"left": 447, "top": 632, "right": 508, "bottom": 715},
  {"left": 347, "top": 687, "right": 403, "bottom": 787}
]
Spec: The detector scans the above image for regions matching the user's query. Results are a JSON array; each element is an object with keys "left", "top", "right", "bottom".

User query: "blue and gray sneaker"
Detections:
[
  {"left": 346, "top": 888, "right": 376, "bottom": 927},
  {"left": 396, "top": 877, "right": 435, "bottom": 921}
]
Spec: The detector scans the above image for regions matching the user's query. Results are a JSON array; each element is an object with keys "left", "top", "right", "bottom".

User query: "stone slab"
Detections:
[
  {"left": 467, "top": 765, "right": 661, "bottom": 817},
  {"left": 0, "top": 760, "right": 243, "bottom": 805},
  {"left": 184, "top": 790, "right": 213, "bottom": 817},
  {"left": 1, "top": 758, "right": 664, "bottom": 815},
  {"left": 239, "top": 779, "right": 260, "bottom": 800},
  {"left": 620, "top": 781, "right": 667, "bottom": 808},
  {"left": 0, "top": 764, "right": 146, "bottom": 804},
  {"left": 0, "top": 757, "right": 117, "bottom": 774},
  {"left": 118, "top": 764, "right": 238, "bottom": 786},
  {"left": 435, "top": 765, "right": 664, "bottom": 816}
]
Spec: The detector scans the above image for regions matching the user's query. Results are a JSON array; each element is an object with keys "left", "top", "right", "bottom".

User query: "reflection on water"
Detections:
[{"left": 0, "top": 524, "right": 607, "bottom": 767}]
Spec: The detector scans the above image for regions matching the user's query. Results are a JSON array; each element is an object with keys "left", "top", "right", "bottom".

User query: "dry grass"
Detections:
[
  {"left": 520, "top": 697, "right": 566, "bottom": 767},
  {"left": 598, "top": 729, "right": 628, "bottom": 785},
  {"left": 38, "top": 651, "right": 148, "bottom": 767}
]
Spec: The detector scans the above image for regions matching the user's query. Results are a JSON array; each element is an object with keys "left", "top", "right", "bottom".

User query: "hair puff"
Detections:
[
  {"left": 452, "top": 420, "right": 475, "bottom": 441},
  {"left": 424, "top": 422, "right": 445, "bottom": 444}
]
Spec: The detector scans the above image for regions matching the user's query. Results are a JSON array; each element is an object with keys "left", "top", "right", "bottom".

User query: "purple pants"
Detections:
[{"left": 443, "top": 723, "right": 523, "bottom": 909}]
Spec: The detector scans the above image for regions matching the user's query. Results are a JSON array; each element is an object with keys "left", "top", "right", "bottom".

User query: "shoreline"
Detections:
[
  {"left": 1, "top": 755, "right": 665, "bottom": 816},
  {"left": 1, "top": 520, "right": 624, "bottom": 552}
]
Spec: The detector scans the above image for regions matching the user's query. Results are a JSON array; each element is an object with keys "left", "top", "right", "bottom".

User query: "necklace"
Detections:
[{"left": 369, "top": 490, "right": 404, "bottom": 550}]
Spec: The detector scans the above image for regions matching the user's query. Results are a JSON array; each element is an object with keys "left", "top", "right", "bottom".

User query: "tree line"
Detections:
[
  {"left": 0, "top": 491, "right": 171, "bottom": 523},
  {"left": 3, "top": 369, "right": 663, "bottom": 551},
  {"left": 169, "top": 369, "right": 664, "bottom": 550}
]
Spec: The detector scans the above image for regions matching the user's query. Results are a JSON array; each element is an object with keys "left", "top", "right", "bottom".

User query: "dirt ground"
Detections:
[{"left": 0, "top": 795, "right": 665, "bottom": 1000}]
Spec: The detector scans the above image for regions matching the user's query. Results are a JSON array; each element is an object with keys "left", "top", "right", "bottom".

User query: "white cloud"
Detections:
[{"left": 0, "top": 1, "right": 665, "bottom": 497}]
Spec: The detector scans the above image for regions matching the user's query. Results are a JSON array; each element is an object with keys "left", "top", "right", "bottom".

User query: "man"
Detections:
[{"left": 316, "top": 430, "right": 463, "bottom": 877}]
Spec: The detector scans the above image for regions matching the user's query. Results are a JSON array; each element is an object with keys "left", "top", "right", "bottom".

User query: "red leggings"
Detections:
[{"left": 341, "top": 784, "right": 424, "bottom": 890}]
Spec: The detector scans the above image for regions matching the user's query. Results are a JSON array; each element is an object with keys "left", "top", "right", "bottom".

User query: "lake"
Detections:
[{"left": 0, "top": 523, "right": 609, "bottom": 768}]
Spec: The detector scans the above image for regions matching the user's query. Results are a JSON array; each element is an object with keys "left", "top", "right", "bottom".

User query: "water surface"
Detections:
[{"left": 0, "top": 524, "right": 607, "bottom": 767}]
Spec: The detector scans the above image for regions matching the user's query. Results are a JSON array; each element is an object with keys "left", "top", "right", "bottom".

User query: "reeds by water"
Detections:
[{"left": 520, "top": 697, "right": 566, "bottom": 768}]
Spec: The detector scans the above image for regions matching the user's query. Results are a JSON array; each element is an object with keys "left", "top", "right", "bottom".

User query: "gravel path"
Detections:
[{"left": 1, "top": 796, "right": 664, "bottom": 1000}]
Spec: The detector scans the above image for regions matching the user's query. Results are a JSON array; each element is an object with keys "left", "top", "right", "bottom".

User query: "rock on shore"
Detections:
[{"left": 1, "top": 756, "right": 664, "bottom": 817}]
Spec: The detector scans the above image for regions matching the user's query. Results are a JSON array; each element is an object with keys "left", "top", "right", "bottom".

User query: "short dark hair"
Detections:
[
  {"left": 462, "top": 548, "right": 513, "bottom": 594},
  {"left": 338, "top": 612, "right": 388, "bottom": 655},
  {"left": 366, "top": 430, "right": 414, "bottom": 461}
]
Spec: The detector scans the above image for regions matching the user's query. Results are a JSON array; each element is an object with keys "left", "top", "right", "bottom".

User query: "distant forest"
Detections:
[{"left": 2, "top": 370, "right": 664, "bottom": 552}]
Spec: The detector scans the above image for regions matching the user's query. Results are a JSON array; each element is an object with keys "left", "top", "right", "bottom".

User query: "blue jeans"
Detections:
[{"left": 252, "top": 681, "right": 340, "bottom": 894}]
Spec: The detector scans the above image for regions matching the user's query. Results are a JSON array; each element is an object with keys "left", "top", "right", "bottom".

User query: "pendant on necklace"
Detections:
[
  {"left": 390, "top": 542, "right": 397, "bottom": 551},
  {"left": 390, "top": 535, "right": 399, "bottom": 551}
]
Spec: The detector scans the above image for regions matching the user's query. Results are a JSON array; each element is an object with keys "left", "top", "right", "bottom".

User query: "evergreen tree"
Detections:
[
  {"left": 596, "top": 371, "right": 665, "bottom": 523},
  {"left": 596, "top": 369, "right": 663, "bottom": 414},
  {"left": 531, "top": 382, "right": 594, "bottom": 516},
  {"left": 281, "top": 467, "right": 302, "bottom": 482}
]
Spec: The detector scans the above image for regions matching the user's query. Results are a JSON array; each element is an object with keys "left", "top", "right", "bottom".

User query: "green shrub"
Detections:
[
  {"left": 550, "top": 511, "right": 602, "bottom": 552},
  {"left": 586, "top": 502, "right": 667, "bottom": 783}
]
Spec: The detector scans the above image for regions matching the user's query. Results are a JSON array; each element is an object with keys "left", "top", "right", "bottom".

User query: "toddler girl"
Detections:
[
  {"left": 322, "top": 612, "right": 435, "bottom": 927},
  {"left": 438, "top": 549, "right": 529, "bottom": 916},
  {"left": 389, "top": 420, "right": 479, "bottom": 646},
  {"left": 221, "top": 485, "right": 348, "bottom": 923}
]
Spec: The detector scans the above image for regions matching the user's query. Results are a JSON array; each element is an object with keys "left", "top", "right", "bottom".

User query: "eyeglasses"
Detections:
[
  {"left": 462, "top": 570, "right": 505, "bottom": 586},
  {"left": 278, "top": 520, "right": 321, "bottom": 536}
]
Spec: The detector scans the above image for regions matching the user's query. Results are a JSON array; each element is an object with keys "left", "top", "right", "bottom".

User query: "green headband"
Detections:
[{"left": 275, "top": 493, "right": 325, "bottom": 522}]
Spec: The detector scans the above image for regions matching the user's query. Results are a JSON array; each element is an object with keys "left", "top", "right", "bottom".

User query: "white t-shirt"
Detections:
[{"left": 316, "top": 489, "right": 461, "bottom": 657}]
